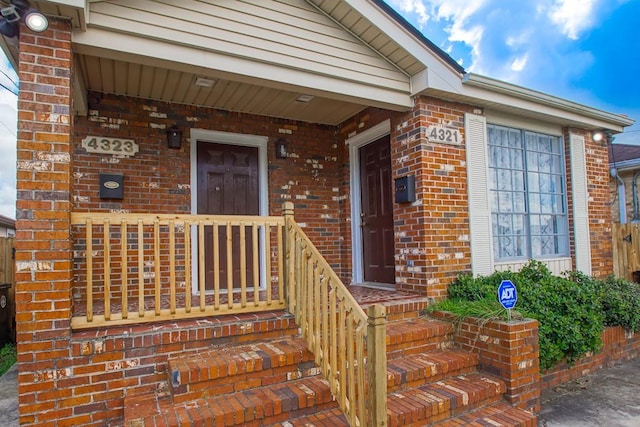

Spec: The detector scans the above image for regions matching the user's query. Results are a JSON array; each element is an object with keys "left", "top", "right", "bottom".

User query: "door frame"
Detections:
[
  {"left": 346, "top": 119, "right": 391, "bottom": 284},
  {"left": 189, "top": 128, "right": 269, "bottom": 293}
]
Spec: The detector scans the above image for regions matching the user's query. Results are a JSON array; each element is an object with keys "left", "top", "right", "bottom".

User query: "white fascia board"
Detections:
[
  {"left": 463, "top": 73, "right": 635, "bottom": 130},
  {"left": 72, "top": 27, "right": 413, "bottom": 111},
  {"left": 344, "top": 0, "right": 464, "bottom": 93},
  {"left": 45, "top": 0, "right": 87, "bottom": 7}
]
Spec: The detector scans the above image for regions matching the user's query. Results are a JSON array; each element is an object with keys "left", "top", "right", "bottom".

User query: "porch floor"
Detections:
[{"left": 72, "top": 284, "right": 431, "bottom": 320}]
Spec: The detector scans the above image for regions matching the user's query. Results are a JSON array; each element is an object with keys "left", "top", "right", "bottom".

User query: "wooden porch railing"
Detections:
[
  {"left": 71, "top": 205, "right": 387, "bottom": 426},
  {"left": 70, "top": 212, "right": 285, "bottom": 329},
  {"left": 282, "top": 203, "right": 387, "bottom": 427},
  {"left": 613, "top": 222, "right": 640, "bottom": 282}
]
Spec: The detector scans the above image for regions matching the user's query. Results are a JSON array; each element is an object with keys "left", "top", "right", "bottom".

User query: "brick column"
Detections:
[
  {"left": 432, "top": 312, "right": 541, "bottom": 413},
  {"left": 391, "top": 97, "right": 474, "bottom": 298},
  {"left": 14, "top": 18, "right": 74, "bottom": 425}
]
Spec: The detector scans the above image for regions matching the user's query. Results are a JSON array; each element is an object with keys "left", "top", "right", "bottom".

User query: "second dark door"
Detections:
[{"left": 359, "top": 135, "right": 395, "bottom": 284}]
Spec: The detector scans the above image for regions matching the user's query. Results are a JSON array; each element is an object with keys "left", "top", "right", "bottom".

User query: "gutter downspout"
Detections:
[
  {"left": 633, "top": 171, "right": 640, "bottom": 222},
  {"left": 611, "top": 167, "right": 627, "bottom": 223}
]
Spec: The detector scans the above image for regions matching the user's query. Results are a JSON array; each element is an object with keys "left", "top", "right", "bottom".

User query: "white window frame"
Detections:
[{"left": 488, "top": 124, "right": 569, "bottom": 262}]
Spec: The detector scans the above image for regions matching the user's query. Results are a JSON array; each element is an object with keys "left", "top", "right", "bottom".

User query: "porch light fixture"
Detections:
[
  {"left": 0, "top": 1, "right": 48, "bottom": 38},
  {"left": 166, "top": 125, "right": 182, "bottom": 149},
  {"left": 275, "top": 139, "right": 287, "bottom": 159},
  {"left": 592, "top": 129, "right": 616, "bottom": 145}
]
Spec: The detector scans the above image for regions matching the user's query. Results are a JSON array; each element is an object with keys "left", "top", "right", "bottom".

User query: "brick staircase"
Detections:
[{"left": 124, "top": 299, "right": 537, "bottom": 426}]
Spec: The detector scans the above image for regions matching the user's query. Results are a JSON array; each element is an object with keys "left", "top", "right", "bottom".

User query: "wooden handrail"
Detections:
[
  {"left": 70, "top": 212, "right": 285, "bottom": 329},
  {"left": 282, "top": 202, "right": 387, "bottom": 426}
]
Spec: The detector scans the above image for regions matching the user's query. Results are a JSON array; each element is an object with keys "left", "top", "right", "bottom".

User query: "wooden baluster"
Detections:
[
  {"left": 338, "top": 298, "right": 346, "bottom": 409},
  {"left": 320, "top": 275, "right": 329, "bottom": 375},
  {"left": 329, "top": 286, "right": 337, "bottom": 393},
  {"left": 121, "top": 219, "right": 128, "bottom": 320},
  {"left": 154, "top": 219, "right": 160, "bottom": 316},
  {"left": 169, "top": 220, "right": 176, "bottom": 315},
  {"left": 226, "top": 221, "right": 233, "bottom": 308},
  {"left": 184, "top": 220, "right": 191, "bottom": 313},
  {"left": 86, "top": 219, "right": 93, "bottom": 323},
  {"left": 356, "top": 324, "right": 366, "bottom": 425},
  {"left": 137, "top": 219, "right": 144, "bottom": 318},
  {"left": 346, "top": 312, "right": 356, "bottom": 424},
  {"left": 198, "top": 222, "right": 205, "bottom": 311},
  {"left": 252, "top": 222, "right": 259, "bottom": 306},
  {"left": 240, "top": 222, "right": 247, "bottom": 308},
  {"left": 213, "top": 221, "right": 220, "bottom": 310},
  {"left": 277, "top": 222, "right": 284, "bottom": 305},
  {"left": 313, "top": 264, "right": 321, "bottom": 357},
  {"left": 104, "top": 219, "right": 111, "bottom": 321}
]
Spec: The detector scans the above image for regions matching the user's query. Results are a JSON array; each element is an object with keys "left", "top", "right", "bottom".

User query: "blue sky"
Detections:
[
  {"left": 384, "top": 0, "right": 639, "bottom": 140},
  {"left": 1, "top": 0, "right": 638, "bottom": 218}
]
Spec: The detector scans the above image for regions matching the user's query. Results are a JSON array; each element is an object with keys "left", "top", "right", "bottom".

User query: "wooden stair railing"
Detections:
[{"left": 282, "top": 202, "right": 387, "bottom": 427}]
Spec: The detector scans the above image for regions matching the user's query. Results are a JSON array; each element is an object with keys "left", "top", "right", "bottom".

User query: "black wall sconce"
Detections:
[
  {"left": 275, "top": 139, "right": 287, "bottom": 159},
  {"left": 167, "top": 125, "right": 182, "bottom": 149}
]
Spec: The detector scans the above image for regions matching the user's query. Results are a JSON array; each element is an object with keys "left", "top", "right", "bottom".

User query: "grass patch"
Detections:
[{"left": 0, "top": 343, "right": 16, "bottom": 377}]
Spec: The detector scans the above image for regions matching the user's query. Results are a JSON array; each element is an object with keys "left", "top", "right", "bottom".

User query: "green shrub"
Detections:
[
  {"left": 0, "top": 343, "right": 16, "bottom": 377},
  {"left": 438, "top": 260, "right": 619, "bottom": 371},
  {"left": 598, "top": 276, "right": 640, "bottom": 331}
]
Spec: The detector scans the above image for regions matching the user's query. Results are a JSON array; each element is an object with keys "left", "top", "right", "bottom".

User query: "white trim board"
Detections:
[{"left": 346, "top": 119, "right": 391, "bottom": 284}]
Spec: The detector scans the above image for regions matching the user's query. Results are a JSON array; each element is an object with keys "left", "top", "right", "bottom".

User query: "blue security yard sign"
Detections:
[{"left": 498, "top": 280, "right": 517, "bottom": 310}]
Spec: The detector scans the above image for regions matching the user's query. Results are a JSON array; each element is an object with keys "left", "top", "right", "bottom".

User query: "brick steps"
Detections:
[
  {"left": 124, "top": 304, "right": 536, "bottom": 427},
  {"left": 127, "top": 375, "right": 337, "bottom": 426},
  {"left": 386, "top": 317, "right": 454, "bottom": 358},
  {"left": 168, "top": 338, "right": 315, "bottom": 404},
  {"left": 387, "top": 349, "right": 478, "bottom": 392},
  {"left": 433, "top": 401, "right": 537, "bottom": 427}
]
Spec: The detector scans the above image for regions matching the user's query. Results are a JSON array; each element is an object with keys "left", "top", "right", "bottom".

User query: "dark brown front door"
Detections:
[
  {"left": 197, "top": 142, "right": 259, "bottom": 290},
  {"left": 359, "top": 135, "right": 395, "bottom": 284}
]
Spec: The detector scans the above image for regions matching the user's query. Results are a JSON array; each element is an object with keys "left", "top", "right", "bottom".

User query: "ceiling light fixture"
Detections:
[
  {"left": 0, "top": 0, "right": 48, "bottom": 38},
  {"left": 296, "top": 94, "right": 314, "bottom": 103},
  {"left": 195, "top": 77, "right": 215, "bottom": 88}
]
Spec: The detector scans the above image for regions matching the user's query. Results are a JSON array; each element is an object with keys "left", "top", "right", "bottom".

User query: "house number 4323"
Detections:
[
  {"left": 426, "top": 126, "right": 461, "bottom": 145},
  {"left": 81, "top": 136, "right": 139, "bottom": 157}
]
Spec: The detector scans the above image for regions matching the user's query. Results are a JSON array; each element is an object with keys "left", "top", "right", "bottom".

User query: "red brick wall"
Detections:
[
  {"left": 15, "top": 18, "right": 75, "bottom": 426},
  {"left": 563, "top": 128, "right": 613, "bottom": 277},
  {"left": 541, "top": 326, "right": 640, "bottom": 390},
  {"left": 432, "top": 312, "right": 541, "bottom": 413},
  {"left": 338, "top": 99, "right": 476, "bottom": 298},
  {"left": 72, "top": 93, "right": 345, "bottom": 276}
]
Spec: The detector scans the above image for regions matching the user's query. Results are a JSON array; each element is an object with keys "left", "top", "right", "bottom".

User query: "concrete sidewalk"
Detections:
[
  {"left": 0, "top": 364, "right": 18, "bottom": 427},
  {"left": 539, "top": 357, "right": 640, "bottom": 426}
]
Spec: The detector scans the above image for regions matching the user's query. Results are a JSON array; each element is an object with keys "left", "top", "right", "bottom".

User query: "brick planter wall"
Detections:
[
  {"left": 541, "top": 326, "right": 640, "bottom": 390},
  {"left": 431, "top": 311, "right": 541, "bottom": 413}
]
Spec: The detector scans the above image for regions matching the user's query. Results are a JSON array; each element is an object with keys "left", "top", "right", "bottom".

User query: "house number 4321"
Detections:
[
  {"left": 82, "top": 136, "right": 139, "bottom": 157},
  {"left": 426, "top": 126, "right": 461, "bottom": 145}
]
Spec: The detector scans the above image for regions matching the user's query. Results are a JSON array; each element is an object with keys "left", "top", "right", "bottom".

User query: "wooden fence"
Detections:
[
  {"left": 0, "top": 237, "right": 14, "bottom": 286},
  {"left": 0, "top": 237, "right": 15, "bottom": 344},
  {"left": 612, "top": 223, "right": 640, "bottom": 282}
]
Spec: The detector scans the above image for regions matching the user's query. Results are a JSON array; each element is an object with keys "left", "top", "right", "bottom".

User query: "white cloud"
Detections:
[
  {"left": 547, "top": 0, "right": 597, "bottom": 40},
  {"left": 510, "top": 54, "right": 528, "bottom": 72}
]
